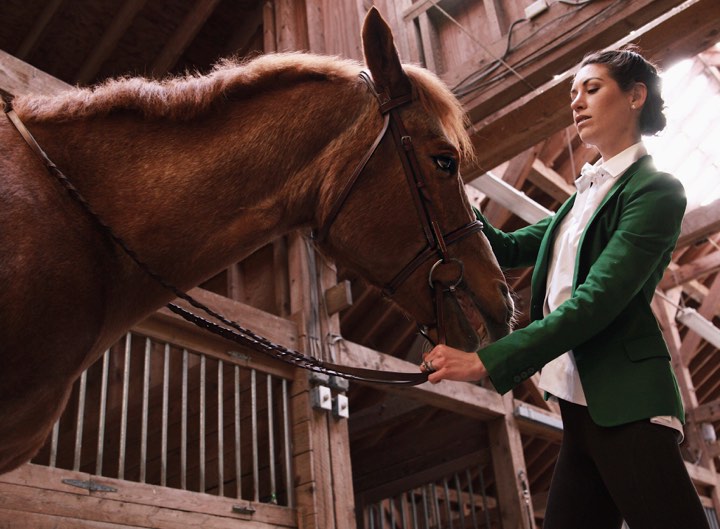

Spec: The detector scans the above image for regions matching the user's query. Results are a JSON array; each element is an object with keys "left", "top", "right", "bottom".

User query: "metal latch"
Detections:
[
  {"left": 232, "top": 504, "right": 257, "bottom": 515},
  {"left": 62, "top": 479, "right": 117, "bottom": 493}
]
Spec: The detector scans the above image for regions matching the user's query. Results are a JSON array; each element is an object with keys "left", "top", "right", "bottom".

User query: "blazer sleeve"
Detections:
[
  {"left": 478, "top": 173, "right": 686, "bottom": 394},
  {"left": 473, "top": 206, "right": 553, "bottom": 269}
]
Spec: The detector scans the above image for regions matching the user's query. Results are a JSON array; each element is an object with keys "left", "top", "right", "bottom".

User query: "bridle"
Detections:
[
  {"left": 316, "top": 72, "right": 484, "bottom": 345},
  {"left": 0, "top": 74, "right": 482, "bottom": 386}
]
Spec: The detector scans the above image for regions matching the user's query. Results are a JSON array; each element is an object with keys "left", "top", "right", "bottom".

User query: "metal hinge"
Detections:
[{"left": 62, "top": 479, "right": 117, "bottom": 493}]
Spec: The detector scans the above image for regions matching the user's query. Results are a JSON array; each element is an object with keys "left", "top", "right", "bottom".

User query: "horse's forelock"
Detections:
[
  {"left": 13, "top": 53, "right": 363, "bottom": 123},
  {"left": 404, "top": 66, "right": 475, "bottom": 163}
]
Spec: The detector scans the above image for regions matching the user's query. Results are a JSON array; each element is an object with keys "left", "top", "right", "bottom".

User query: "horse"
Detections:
[{"left": 0, "top": 8, "right": 513, "bottom": 476}]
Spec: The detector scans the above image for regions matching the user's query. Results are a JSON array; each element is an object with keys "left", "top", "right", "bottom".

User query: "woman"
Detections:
[{"left": 421, "top": 48, "right": 710, "bottom": 528}]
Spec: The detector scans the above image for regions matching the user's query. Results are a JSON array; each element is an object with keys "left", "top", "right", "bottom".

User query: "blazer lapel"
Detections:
[
  {"left": 530, "top": 195, "right": 576, "bottom": 319},
  {"left": 572, "top": 155, "right": 653, "bottom": 289}
]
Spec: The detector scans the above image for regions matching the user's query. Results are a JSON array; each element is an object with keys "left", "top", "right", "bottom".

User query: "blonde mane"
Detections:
[{"left": 14, "top": 53, "right": 473, "bottom": 158}]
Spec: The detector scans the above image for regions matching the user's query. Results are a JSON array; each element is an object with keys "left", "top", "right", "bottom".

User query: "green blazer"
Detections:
[{"left": 476, "top": 155, "right": 686, "bottom": 426}]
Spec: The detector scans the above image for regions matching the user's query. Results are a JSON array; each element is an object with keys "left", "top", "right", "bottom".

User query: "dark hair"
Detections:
[{"left": 581, "top": 46, "right": 666, "bottom": 135}]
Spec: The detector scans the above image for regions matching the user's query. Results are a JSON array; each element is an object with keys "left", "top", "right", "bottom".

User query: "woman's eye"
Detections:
[{"left": 434, "top": 155, "right": 457, "bottom": 174}]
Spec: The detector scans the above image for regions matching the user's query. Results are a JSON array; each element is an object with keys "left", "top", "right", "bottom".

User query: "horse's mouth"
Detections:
[{"left": 455, "top": 288, "right": 491, "bottom": 348}]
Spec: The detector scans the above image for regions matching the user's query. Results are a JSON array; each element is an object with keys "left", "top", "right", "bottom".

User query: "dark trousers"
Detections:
[{"left": 543, "top": 400, "right": 711, "bottom": 529}]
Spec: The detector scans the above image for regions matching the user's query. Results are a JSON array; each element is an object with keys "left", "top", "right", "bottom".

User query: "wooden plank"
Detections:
[
  {"left": 263, "top": 1, "right": 278, "bottom": 53},
  {"left": 75, "top": 0, "right": 149, "bottom": 84},
  {"left": 482, "top": 148, "right": 537, "bottom": 226},
  {"left": 681, "top": 275, "right": 720, "bottom": 364},
  {"left": 0, "top": 507, "right": 134, "bottom": 529},
  {"left": 337, "top": 340, "right": 506, "bottom": 418},
  {"left": 0, "top": 464, "right": 297, "bottom": 527},
  {"left": 151, "top": 0, "right": 223, "bottom": 77},
  {"left": 689, "top": 397, "right": 720, "bottom": 424},
  {"left": 461, "top": 0, "right": 720, "bottom": 174},
  {"left": 417, "top": 12, "right": 440, "bottom": 72},
  {"left": 0, "top": 48, "right": 71, "bottom": 96}
]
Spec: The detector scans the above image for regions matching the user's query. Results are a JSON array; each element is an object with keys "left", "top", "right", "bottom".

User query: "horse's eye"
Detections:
[{"left": 433, "top": 155, "right": 457, "bottom": 174}]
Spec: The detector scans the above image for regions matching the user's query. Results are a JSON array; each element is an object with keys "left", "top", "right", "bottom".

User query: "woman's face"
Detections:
[{"left": 570, "top": 63, "right": 642, "bottom": 160}]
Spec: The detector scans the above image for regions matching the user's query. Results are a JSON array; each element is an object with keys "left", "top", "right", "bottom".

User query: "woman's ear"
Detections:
[{"left": 630, "top": 82, "right": 648, "bottom": 109}]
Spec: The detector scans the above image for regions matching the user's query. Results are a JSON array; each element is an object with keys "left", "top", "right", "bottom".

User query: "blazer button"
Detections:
[{"left": 513, "top": 375, "right": 521, "bottom": 383}]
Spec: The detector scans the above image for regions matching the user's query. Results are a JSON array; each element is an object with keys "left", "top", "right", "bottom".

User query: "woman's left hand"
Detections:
[{"left": 420, "top": 344, "right": 488, "bottom": 384}]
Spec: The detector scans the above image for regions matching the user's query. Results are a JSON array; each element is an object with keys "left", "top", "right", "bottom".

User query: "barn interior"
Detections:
[{"left": 0, "top": 1, "right": 719, "bottom": 528}]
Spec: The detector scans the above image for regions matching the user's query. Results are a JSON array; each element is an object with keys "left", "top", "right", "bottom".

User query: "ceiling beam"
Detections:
[
  {"left": 678, "top": 198, "right": 720, "bottom": 248},
  {"left": 451, "top": 0, "right": 690, "bottom": 125},
  {"left": 75, "top": 0, "right": 149, "bottom": 85},
  {"left": 150, "top": 0, "right": 223, "bottom": 77},
  {"left": 461, "top": 0, "right": 720, "bottom": 174},
  {"left": 659, "top": 250, "right": 720, "bottom": 290}
]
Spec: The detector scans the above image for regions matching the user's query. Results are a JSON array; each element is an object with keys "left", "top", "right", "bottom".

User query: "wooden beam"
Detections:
[
  {"left": 223, "top": 2, "right": 264, "bottom": 56},
  {"left": 0, "top": 49, "right": 71, "bottom": 95},
  {"left": 150, "top": 0, "right": 223, "bottom": 77},
  {"left": 488, "top": 393, "right": 535, "bottom": 529},
  {"left": 453, "top": 0, "right": 690, "bottom": 124},
  {"left": 468, "top": 171, "right": 553, "bottom": 225},
  {"left": 678, "top": 198, "right": 720, "bottom": 248},
  {"left": 15, "top": 0, "right": 64, "bottom": 60},
  {"left": 513, "top": 400, "right": 563, "bottom": 443},
  {"left": 681, "top": 275, "right": 720, "bottom": 364},
  {"left": 461, "top": 0, "right": 720, "bottom": 173},
  {"left": 528, "top": 158, "right": 574, "bottom": 203},
  {"left": 659, "top": 250, "right": 720, "bottom": 290},
  {"left": 75, "top": 0, "right": 148, "bottom": 85},
  {"left": 689, "top": 397, "right": 720, "bottom": 423},
  {"left": 336, "top": 340, "right": 507, "bottom": 419}
]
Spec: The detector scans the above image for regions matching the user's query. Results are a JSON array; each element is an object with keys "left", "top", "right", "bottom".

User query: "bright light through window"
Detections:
[{"left": 644, "top": 48, "right": 720, "bottom": 209}]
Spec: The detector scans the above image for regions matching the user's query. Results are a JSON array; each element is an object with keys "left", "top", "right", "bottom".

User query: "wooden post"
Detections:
[
  {"left": 288, "top": 231, "right": 356, "bottom": 529},
  {"left": 488, "top": 392, "right": 537, "bottom": 529}
]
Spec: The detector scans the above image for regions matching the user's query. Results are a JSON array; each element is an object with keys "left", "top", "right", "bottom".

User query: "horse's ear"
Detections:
[{"left": 362, "top": 7, "right": 412, "bottom": 97}]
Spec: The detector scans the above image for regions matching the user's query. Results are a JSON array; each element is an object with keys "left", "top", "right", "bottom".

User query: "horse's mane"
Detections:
[{"left": 14, "top": 52, "right": 473, "bottom": 158}]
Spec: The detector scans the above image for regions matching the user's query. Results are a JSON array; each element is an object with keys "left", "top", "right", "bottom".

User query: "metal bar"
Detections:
[
  {"left": 390, "top": 497, "right": 396, "bottom": 529},
  {"left": 422, "top": 485, "right": 430, "bottom": 529},
  {"left": 118, "top": 333, "right": 132, "bottom": 480},
  {"left": 234, "top": 365, "right": 242, "bottom": 499},
  {"left": 140, "top": 338, "right": 151, "bottom": 483},
  {"left": 218, "top": 360, "right": 224, "bottom": 497},
  {"left": 200, "top": 355, "right": 206, "bottom": 492},
  {"left": 49, "top": 420, "right": 59, "bottom": 468},
  {"left": 251, "top": 369, "right": 259, "bottom": 502},
  {"left": 282, "top": 378, "right": 293, "bottom": 507},
  {"left": 443, "top": 478, "right": 453, "bottom": 529},
  {"left": 72, "top": 369, "right": 87, "bottom": 471},
  {"left": 411, "top": 488, "right": 420, "bottom": 529},
  {"left": 400, "top": 493, "right": 408, "bottom": 529},
  {"left": 368, "top": 503, "right": 375, "bottom": 529},
  {"left": 465, "top": 468, "right": 479, "bottom": 529},
  {"left": 454, "top": 474, "right": 465, "bottom": 529},
  {"left": 181, "top": 349, "right": 188, "bottom": 490},
  {"left": 267, "top": 374, "right": 276, "bottom": 503},
  {"left": 161, "top": 344, "right": 170, "bottom": 487},
  {"left": 478, "top": 464, "right": 492, "bottom": 529},
  {"left": 95, "top": 350, "right": 110, "bottom": 476},
  {"left": 432, "top": 482, "right": 442, "bottom": 528}
]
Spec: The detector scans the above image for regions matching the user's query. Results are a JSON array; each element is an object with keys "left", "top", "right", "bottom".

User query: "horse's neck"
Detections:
[{"left": 31, "top": 82, "right": 370, "bottom": 314}]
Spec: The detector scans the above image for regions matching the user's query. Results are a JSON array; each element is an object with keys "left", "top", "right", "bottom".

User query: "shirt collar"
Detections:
[
  {"left": 597, "top": 141, "right": 647, "bottom": 179},
  {"left": 575, "top": 142, "right": 647, "bottom": 194}
]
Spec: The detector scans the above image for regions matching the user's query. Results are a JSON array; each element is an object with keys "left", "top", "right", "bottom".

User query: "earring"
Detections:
[{"left": 631, "top": 104, "right": 636, "bottom": 109}]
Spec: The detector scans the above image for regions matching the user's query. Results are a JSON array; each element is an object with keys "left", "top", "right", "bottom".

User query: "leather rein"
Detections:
[{"left": 1, "top": 75, "right": 481, "bottom": 386}]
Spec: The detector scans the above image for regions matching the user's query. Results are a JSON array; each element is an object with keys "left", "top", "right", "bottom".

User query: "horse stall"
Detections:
[{"left": 2, "top": 1, "right": 720, "bottom": 529}]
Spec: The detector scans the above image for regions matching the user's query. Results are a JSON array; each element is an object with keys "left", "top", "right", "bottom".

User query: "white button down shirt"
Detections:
[{"left": 537, "top": 142, "right": 683, "bottom": 438}]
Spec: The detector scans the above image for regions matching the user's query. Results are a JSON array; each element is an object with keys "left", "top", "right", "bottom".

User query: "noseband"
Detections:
[{"left": 316, "top": 72, "right": 484, "bottom": 345}]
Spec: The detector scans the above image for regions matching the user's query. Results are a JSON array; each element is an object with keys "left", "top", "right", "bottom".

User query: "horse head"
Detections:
[{"left": 316, "top": 8, "right": 514, "bottom": 352}]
